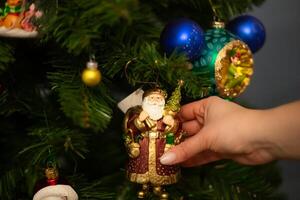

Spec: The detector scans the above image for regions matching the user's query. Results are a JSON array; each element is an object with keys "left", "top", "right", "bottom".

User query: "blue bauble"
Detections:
[
  {"left": 227, "top": 15, "right": 266, "bottom": 53},
  {"left": 160, "top": 18, "right": 205, "bottom": 61}
]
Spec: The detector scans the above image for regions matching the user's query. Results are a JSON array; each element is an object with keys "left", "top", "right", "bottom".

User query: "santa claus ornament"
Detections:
[
  {"left": 123, "top": 81, "right": 185, "bottom": 200},
  {"left": 33, "top": 166, "right": 78, "bottom": 200},
  {"left": 0, "top": 0, "right": 42, "bottom": 38}
]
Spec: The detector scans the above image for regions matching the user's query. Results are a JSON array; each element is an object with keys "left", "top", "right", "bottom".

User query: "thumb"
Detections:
[{"left": 160, "top": 128, "right": 210, "bottom": 165}]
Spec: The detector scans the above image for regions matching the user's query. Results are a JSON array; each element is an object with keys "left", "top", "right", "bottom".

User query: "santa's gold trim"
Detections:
[
  {"left": 164, "top": 144, "right": 174, "bottom": 152},
  {"left": 145, "top": 118, "right": 157, "bottom": 130},
  {"left": 163, "top": 109, "right": 176, "bottom": 117},
  {"left": 175, "top": 131, "right": 185, "bottom": 145},
  {"left": 127, "top": 135, "right": 180, "bottom": 185},
  {"left": 127, "top": 171, "right": 180, "bottom": 185},
  {"left": 125, "top": 105, "right": 181, "bottom": 186},
  {"left": 148, "top": 136, "right": 157, "bottom": 183},
  {"left": 124, "top": 106, "right": 143, "bottom": 133},
  {"left": 165, "top": 119, "right": 179, "bottom": 133},
  {"left": 134, "top": 118, "right": 147, "bottom": 131},
  {"left": 215, "top": 40, "right": 254, "bottom": 98}
]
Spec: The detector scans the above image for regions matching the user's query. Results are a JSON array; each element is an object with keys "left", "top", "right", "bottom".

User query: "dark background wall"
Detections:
[{"left": 237, "top": 0, "right": 300, "bottom": 199}]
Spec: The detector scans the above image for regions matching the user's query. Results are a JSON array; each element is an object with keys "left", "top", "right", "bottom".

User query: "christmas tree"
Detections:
[{"left": 0, "top": 0, "right": 284, "bottom": 199}]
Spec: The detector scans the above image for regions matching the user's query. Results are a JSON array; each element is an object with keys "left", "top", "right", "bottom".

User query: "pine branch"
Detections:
[
  {"left": 105, "top": 42, "right": 213, "bottom": 99},
  {"left": 174, "top": 161, "right": 284, "bottom": 200},
  {"left": 19, "top": 127, "right": 89, "bottom": 166},
  {"left": 0, "top": 1, "right": 282, "bottom": 199},
  {"left": 48, "top": 66, "right": 113, "bottom": 132},
  {"left": 0, "top": 89, "right": 9, "bottom": 115},
  {"left": 77, "top": 162, "right": 282, "bottom": 200},
  {"left": 211, "top": 0, "right": 265, "bottom": 19},
  {"left": 0, "top": 41, "right": 14, "bottom": 73},
  {"left": 68, "top": 174, "right": 117, "bottom": 200},
  {"left": 43, "top": 0, "right": 144, "bottom": 55},
  {"left": 0, "top": 167, "right": 24, "bottom": 200},
  {"left": 152, "top": 0, "right": 265, "bottom": 22},
  {"left": 0, "top": 87, "right": 32, "bottom": 117}
]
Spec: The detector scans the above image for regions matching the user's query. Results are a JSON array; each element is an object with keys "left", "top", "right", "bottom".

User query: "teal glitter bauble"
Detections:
[
  {"left": 193, "top": 22, "right": 254, "bottom": 98},
  {"left": 193, "top": 22, "right": 236, "bottom": 80}
]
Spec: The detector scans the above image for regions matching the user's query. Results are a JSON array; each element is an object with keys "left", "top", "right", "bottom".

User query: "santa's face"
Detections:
[{"left": 142, "top": 94, "right": 165, "bottom": 120}]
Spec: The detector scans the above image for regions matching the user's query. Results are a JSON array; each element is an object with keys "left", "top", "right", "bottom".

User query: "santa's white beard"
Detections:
[{"left": 142, "top": 99, "right": 164, "bottom": 120}]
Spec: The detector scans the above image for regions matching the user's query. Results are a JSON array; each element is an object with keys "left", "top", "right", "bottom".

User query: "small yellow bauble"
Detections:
[{"left": 82, "top": 68, "right": 101, "bottom": 87}]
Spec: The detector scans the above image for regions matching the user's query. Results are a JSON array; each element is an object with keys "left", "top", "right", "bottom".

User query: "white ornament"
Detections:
[
  {"left": 0, "top": 27, "right": 38, "bottom": 38},
  {"left": 33, "top": 185, "right": 78, "bottom": 200}
]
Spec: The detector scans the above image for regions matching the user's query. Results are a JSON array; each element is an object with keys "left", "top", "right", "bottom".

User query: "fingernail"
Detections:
[{"left": 160, "top": 152, "right": 176, "bottom": 165}]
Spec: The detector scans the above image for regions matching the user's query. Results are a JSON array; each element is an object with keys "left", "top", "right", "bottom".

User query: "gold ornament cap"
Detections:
[
  {"left": 212, "top": 21, "right": 225, "bottom": 28},
  {"left": 87, "top": 60, "right": 98, "bottom": 69},
  {"left": 45, "top": 166, "right": 59, "bottom": 180}
]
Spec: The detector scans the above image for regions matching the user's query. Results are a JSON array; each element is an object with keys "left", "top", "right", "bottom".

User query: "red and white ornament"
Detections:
[{"left": 33, "top": 167, "right": 78, "bottom": 200}]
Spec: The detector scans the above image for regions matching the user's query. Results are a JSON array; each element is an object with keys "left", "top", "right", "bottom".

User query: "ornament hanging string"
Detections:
[
  {"left": 124, "top": 58, "right": 160, "bottom": 88},
  {"left": 46, "top": 153, "right": 57, "bottom": 169},
  {"left": 89, "top": 54, "right": 96, "bottom": 63},
  {"left": 208, "top": 0, "right": 220, "bottom": 21},
  {"left": 44, "top": 110, "right": 57, "bottom": 169},
  {"left": 81, "top": 91, "right": 90, "bottom": 128}
]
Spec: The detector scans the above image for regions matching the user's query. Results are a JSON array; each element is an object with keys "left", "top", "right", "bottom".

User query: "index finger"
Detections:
[{"left": 178, "top": 98, "right": 209, "bottom": 122}]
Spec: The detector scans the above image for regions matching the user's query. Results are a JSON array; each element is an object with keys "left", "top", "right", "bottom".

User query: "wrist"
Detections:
[
  {"left": 245, "top": 109, "right": 284, "bottom": 160},
  {"left": 261, "top": 105, "right": 300, "bottom": 160}
]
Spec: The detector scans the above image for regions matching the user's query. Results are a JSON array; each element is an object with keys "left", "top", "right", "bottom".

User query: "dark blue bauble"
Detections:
[
  {"left": 160, "top": 18, "right": 205, "bottom": 61},
  {"left": 227, "top": 15, "right": 266, "bottom": 53}
]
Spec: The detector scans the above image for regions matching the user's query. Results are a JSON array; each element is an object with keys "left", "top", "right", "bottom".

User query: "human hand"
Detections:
[
  {"left": 163, "top": 115, "right": 175, "bottom": 127},
  {"left": 138, "top": 110, "right": 149, "bottom": 122},
  {"left": 160, "top": 96, "right": 279, "bottom": 167}
]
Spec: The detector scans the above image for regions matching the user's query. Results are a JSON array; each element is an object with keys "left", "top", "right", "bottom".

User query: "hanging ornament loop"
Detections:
[
  {"left": 87, "top": 54, "right": 98, "bottom": 69},
  {"left": 209, "top": 0, "right": 220, "bottom": 20},
  {"left": 124, "top": 58, "right": 160, "bottom": 88}
]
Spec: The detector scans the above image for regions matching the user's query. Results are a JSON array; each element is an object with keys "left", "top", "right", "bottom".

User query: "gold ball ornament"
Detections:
[
  {"left": 153, "top": 186, "right": 162, "bottom": 195},
  {"left": 160, "top": 192, "right": 169, "bottom": 200},
  {"left": 82, "top": 61, "right": 102, "bottom": 87},
  {"left": 138, "top": 191, "right": 146, "bottom": 199}
]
